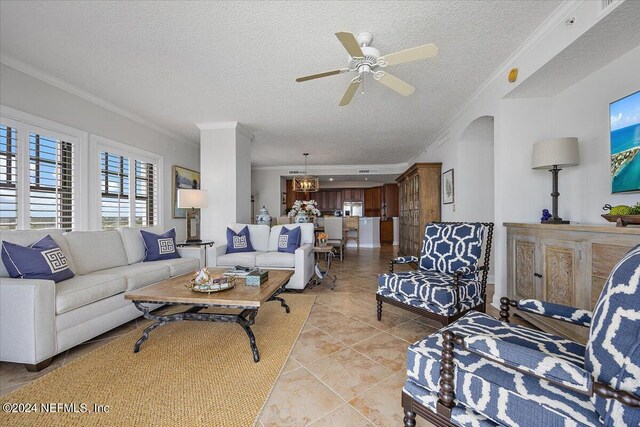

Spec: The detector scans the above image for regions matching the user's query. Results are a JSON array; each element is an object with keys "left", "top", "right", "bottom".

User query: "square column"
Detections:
[{"left": 197, "top": 122, "right": 253, "bottom": 245}]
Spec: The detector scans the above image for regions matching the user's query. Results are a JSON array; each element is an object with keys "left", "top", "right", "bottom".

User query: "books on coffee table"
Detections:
[{"left": 223, "top": 266, "right": 257, "bottom": 278}]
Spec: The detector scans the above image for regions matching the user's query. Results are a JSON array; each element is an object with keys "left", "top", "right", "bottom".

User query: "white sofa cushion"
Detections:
[
  {"left": 64, "top": 231, "right": 129, "bottom": 275},
  {"left": 98, "top": 263, "right": 170, "bottom": 291},
  {"left": 255, "top": 252, "right": 295, "bottom": 268},
  {"left": 117, "top": 226, "right": 165, "bottom": 264},
  {"left": 151, "top": 258, "right": 199, "bottom": 277},
  {"left": 0, "top": 229, "right": 77, "bottom": 278},
  {"left": 227, "top": 223, "right": 270, "bottom": 252},
  {"left": 268, "top": 223, "right": 315, "bottom": 251},
  {"left": 216, "top": 251, "right": 265, "bottom": 268},
  {"left": 55, "top": 272, "right": 127, "bottom": 315}
]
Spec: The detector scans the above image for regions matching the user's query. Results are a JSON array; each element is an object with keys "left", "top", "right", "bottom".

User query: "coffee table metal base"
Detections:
[{"left": 132, "top": 295, "right": 290, "bottom": 363}]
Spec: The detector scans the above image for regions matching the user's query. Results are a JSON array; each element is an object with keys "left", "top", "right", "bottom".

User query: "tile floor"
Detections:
[{"left": 0, "top": 244, "right": 523, "bottom": 426}]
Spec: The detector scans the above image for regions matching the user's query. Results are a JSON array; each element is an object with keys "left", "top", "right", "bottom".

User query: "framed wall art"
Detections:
[
  {"left": 610, "top": 90, "right": 640, "bottom": 193},
  {"left": 442, "top": 168, "right": 455, "bottom": 205},
  {"left": 172, "top": 165, "right": 200, "bottom": 218}
]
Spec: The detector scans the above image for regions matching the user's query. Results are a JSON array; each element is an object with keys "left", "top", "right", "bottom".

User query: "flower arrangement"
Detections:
[
  {"left": 317, "top": 232, "right": 328, "bottom": 246},
  {"left": 288, "top": 200, "right": 321, "bottom": 218}
]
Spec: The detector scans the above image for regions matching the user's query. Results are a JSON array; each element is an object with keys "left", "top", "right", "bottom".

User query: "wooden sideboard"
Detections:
[
  {"left": 505, "top": 223, "right": 640, "bottom": 343},
  {"left": 397, "top": 163, "right": 442, "bottom": 257}
]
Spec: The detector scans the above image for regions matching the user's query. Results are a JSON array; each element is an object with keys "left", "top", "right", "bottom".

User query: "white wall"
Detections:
[
  {"left": 553, "top": 45, "right": 640, "bottom": 223},
  {"left": 457, "top": 116, "right": 494, "bottom": 223},
  {"left": 235, "top": 127, "right": 252, "bottom": 223},
  {"left": 0, "top": 64, "right": 200, "bottom": 240},
  {"left": 252, "top": 168, "right": 284, "bottom": 217}
]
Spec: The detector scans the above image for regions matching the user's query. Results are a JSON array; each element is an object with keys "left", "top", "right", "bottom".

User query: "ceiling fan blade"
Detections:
[
  {"left": 339, "top": 78, "right": 361, "bottom": 106},
  {"left": 376, "top": 72, "right": 415, "bottom": 96},
  {"left": 335, "top": 32, "right": 365, "bottom": 58},
  {"left": 296, "top": 69, "right": 348, "bottom": 82},
  {"left": 381, "top": 43, "right": 438, "bottom": 66}
]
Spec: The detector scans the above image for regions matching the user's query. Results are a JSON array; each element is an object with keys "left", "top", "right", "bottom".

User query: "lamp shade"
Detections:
[
  {"left": 531, "top": 137, "right": 580, "bottom": 169},
  {"left": 177, "top": 189, "right": 208, "bottom": 208}
]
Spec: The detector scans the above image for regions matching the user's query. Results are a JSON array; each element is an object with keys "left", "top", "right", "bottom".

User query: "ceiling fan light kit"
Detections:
[{"left": 296, "top": 31, "right": 438, "bottom": 106}]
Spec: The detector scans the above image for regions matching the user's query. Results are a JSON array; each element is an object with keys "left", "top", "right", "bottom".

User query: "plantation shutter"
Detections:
[
  {"left": 134, "top": 160, "right": 158, "bottom": 227},
  {"left": 29, "top": 132, "right": 74, "bottom": 230},
  {"left": 0, "top": 125, "right": 18, "bottom": 230},
  {"left": 100, "top": 150, "right": 159, "bottom": 230},
  {"left": 101, "top": 151, "right": 130, "bottom": 229}
]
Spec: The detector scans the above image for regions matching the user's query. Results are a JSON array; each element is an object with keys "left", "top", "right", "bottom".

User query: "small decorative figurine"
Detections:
[{"left": 541, "top": 209, "right": 552, "bottom": 223}]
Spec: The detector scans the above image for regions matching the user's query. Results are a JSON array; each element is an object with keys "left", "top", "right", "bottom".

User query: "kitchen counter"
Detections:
[{"left": 346, "top": 217, "right": 380, "bottom": 248}]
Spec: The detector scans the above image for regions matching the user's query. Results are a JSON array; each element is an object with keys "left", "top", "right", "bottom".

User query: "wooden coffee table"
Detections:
[{"left": 124, "top": 269, "right": 293, "bottom": 362}]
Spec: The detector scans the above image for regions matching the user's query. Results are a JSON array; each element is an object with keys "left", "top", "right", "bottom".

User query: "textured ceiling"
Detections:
[
  {"left": 0, "top": 1, "right": 561, "bottom": 166},
  {"left": 507, "top": 0, "right": 640, "bottom": 98}
]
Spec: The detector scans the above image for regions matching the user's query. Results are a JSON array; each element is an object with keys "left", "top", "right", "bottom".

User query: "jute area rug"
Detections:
[{"left": 0, "top": 294, "right": 315, "bottom": 427}]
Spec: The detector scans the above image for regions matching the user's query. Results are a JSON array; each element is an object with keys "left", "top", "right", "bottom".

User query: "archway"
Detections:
[
  {"left": 456, "top": 116, "right": 495, "bottom": 222},
  {"left": 456, "top": 115, "right": 495, "bottom": 275}
]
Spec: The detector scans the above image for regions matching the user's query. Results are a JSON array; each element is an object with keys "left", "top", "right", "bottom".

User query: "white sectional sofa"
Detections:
[
  {"left": 210, "top": 223, "right": 314, "bottom": 290},
  {"left": 0, "top": 227, "right": 199, "bottom": 371}
]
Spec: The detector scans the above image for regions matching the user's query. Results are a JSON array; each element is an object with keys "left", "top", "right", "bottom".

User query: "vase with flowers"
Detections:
[
  {"left": 317, "top": 232, "right": 328, "bottom": 246},
  {"left": 288, "top": 200, "right": 321, "bottom": 224}
]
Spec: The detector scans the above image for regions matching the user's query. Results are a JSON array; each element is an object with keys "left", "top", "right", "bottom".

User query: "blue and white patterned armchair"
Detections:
[
  {"left": 377, "top": 222, "right": 494, "bottom": 326},
  {"left": 402, "top": 244, "right": 640, "bottom": 427}
]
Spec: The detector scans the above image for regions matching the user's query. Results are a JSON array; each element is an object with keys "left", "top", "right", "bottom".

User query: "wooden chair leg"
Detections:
[
  {"left": 25, "top": 357, "right": 53, "bottom": 372},
  {"left": 377, "top": 300, "right": 382, "bottom": 321},
  {"left": 403, "top": 409, "right": 417, "bottom": 427}
]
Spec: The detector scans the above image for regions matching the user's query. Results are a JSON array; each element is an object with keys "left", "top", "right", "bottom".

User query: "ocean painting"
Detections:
[{"left": 610, "top": 91, "right": 640, "bottom": 193}]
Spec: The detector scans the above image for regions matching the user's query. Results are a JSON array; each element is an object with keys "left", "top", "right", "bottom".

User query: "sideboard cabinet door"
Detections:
[{"left": 509, "top": 236, "right": 540, "bottom": 301}]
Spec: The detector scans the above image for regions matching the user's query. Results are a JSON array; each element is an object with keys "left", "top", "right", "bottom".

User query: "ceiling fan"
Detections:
[{"left": 296, "top": 31, "right": 438, "bottom": 106}]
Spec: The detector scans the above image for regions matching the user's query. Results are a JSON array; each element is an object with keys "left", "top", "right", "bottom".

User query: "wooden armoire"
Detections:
[{"left": 396, "top": 163, "right": 442, "bottom": 257}]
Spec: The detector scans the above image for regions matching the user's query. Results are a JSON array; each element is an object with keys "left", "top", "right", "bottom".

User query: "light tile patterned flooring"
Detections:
[{"left": 0, "top": 244, "right": 512, "bottom": 426}]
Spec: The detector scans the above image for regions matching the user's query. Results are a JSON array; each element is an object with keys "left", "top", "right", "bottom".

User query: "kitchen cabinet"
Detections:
[
  {"left": 364, "top": 186, "right": 382, "bottom": 217},
  {"left": 380, "top": 219, "right": 394, "bottom": 243},
  {"left": 382, "top": 184, "right": 399, "bottom": 218},
  {"left": 342, "top": 188, "right": 364, "bottom": 202}
]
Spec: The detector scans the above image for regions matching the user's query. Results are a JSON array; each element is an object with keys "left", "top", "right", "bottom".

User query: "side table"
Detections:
[
  {"left": 310, "top": 245, "right": 337, "bottom": 289},
  {"left": 177, "top": 240, "right": 214, "bottom": 267}
]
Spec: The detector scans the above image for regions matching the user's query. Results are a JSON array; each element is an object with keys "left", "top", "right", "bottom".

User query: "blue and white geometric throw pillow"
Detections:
[
  {"left": 1, "top": 235, "right": 75, "bottom": 282},
  {"left": 278, "top": 226, "right": 301, "bottom": 254},
  {"left": 226, "top": 226, "right": 255, "bottom": 254},
  {"left": 140, "top": 228, "right": 181, "bottom": 261}
]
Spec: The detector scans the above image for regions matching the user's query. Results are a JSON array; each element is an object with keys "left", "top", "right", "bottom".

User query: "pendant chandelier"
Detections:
[{"left": 292, "top": 153, "right": 319, "bottom": 192}]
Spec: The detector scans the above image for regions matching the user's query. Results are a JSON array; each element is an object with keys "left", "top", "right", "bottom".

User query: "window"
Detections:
[
  {"left": 0, "top": 117, "right": 78, "bottom": 231},
  {"left": 29, "top": 133, "right": 74, "bottom": 230},
  {"left": 97, "top": 142, "right": 160, "bottom": 230},
  {"left": 0, "top": 125, "right": 17, "bottom": 230}
]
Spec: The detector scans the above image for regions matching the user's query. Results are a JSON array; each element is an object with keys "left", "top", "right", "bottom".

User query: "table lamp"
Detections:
[
  {"left": 177, "top": 189, "right": 208, "bottom": 242},
  {"left": 531, "top": 137, "right": 579, "bottom": 224}
]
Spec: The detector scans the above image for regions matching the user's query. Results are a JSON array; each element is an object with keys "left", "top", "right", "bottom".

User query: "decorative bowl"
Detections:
[
  {"left": 185, "top": 269, "right": 236, "bottom": 293},
  {"left": 601, "top": 214, "right": 640, "bottom": 227}
]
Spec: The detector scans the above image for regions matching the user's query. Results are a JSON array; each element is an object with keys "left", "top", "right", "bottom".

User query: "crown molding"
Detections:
[
  {"left": 252, "top": 162, "right": 409, "bottom": 172},
  {"left": 0, "top": 52, "right": 198, "bottom": 148},
  {"left": 195, "top": 121, "right": 255, "bottom": 141},
  {"left": 411, "top": 0, "right": 582, "bottom": 159}
]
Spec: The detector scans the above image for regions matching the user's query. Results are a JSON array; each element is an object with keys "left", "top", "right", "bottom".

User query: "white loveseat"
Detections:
[
  {"left": 209, "top": 223, "right": 314, "bottom": 290},
  {"left": 0, "top": 227, "right": 199, "bottom": 370}
]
